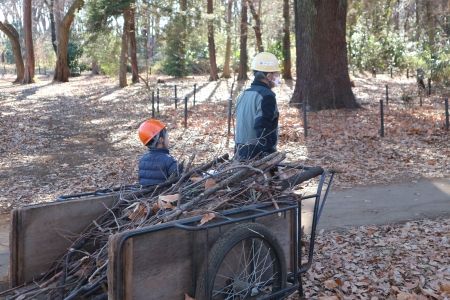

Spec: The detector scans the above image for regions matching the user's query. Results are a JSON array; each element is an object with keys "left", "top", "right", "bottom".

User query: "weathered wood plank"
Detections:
[
  {"left": 108, "top": 208, "right": 293, "bottom": 300},
  {"left": 10, "top": 195, "right": 119, "bottom": 287}
]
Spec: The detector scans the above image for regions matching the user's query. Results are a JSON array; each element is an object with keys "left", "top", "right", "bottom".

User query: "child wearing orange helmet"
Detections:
[{"left": 138, "top": 119, "right": 178, "bottom": 186}]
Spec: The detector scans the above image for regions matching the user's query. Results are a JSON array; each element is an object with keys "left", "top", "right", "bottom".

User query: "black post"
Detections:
[
  {"left": 227, "top": 97, "right": 232, "bottom": 135},
  {"left": 157, "top": 88, "right": 160, "bottom": 115},
  {"left": 420, "top": 94, "right": 422, "bottom": 106},
  {"left": 445, "top": 98, "right": 449, "bottom": 131},
  {"left": 407, "top": 68, "right": 409, "bottom": 78},
  {"left": 385, "top": 85, "right": 389, "bottom": 105},
  {"left": 44, "top": 66, "right": 46, "bottom": 75},
  {"left": 39, "top": 65, "right": 40, "bottom": 74},
  {"left": 184, "top": 96, "right": 188, "bottom": 128},
  {"left": 193, "top": 84, "right": 197, "bottom": 107},
  {"left": 14, "top": 68, "right": 16, "bottom": 74},
  {"left": 380, "top": 100, "right": 384, "bottom": 137},
  {"left": 3, "top": 66, "right": 5, "bottom": 74},
  {"left": 390, "top": 68, "right": 393, "bottom": 78},
  {"left": 427, "top": 78, "right": 431, "bottom": 96},
  {"left": 230, "top": 82, "right": 235, "bottom": 100},
  {"left": 302, "top": 100, "right": 308, "bottom": 137},
  {"left": 151, "top": 91, "right": 155, "bottom": 118},
  {"left": 174, "top": 85, "right": 177, "bottom": 109}
]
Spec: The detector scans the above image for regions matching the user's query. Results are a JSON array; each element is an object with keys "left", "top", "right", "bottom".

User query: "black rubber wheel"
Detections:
[{"left": 195, "top": 222, "right": 287, "bottom": 300}]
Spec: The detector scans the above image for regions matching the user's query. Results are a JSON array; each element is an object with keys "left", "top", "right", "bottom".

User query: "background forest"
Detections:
[{"left": 1, "top": 0, "right": 450, "bottom": 89}]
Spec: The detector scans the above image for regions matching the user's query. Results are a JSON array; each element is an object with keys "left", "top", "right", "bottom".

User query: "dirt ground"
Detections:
[{"left": 0, "top": 71, "right": 449, "bottom": 215}]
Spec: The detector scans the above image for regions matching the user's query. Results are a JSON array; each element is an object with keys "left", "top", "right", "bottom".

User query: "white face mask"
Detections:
[{"left": 272, "top": 75, "right": 280, "bottom": 87}]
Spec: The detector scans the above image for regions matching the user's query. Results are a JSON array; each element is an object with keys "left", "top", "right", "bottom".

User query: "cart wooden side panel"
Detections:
[
  {"left": 108, "top": 208, "right": 294, "bottom": 300},
  {"left": 9, "top": 195, "right": 119, "bottom": 287}
]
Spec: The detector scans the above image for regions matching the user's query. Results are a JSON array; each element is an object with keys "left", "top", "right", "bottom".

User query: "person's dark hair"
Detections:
[
  {"left": 146, "top": 128, "right": 166, "bottom": 147},
  {"left": 253, "top": 70, "right": 270, "bottom": 81}
]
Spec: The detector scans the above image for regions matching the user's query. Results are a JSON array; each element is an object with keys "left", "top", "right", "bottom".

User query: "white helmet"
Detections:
[{"left": 251, "top": 52, "right": 280, "bottom": 72}]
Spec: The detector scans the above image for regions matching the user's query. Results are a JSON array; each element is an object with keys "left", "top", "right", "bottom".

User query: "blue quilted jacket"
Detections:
[
  {"left": 234, "top": 80, "right": 279, "bottom": 159},
  {"left": 138, "top": 148, "right": 178, "bottom": 186}
]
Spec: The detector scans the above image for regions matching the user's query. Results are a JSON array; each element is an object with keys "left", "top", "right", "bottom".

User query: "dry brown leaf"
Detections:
[
  {"left": 205, "top": 178, "right": 216, "bottom": 190},
  {"left": 159, "top": 194, "right": 179, "bottom": 203},
  {"left": 198, "top": 213, "right": 215, "bottom": 226},
  {"left": 190, "top": 174, "right": 203, "bottom": 182},
  {"left": 324, "top": 279, "right": 339, "bottom": 290}
]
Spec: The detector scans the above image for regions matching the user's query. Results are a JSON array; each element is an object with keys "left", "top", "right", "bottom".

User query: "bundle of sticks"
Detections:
[{"left": 8, "top": 152, "right": 323, "bottom": 300}]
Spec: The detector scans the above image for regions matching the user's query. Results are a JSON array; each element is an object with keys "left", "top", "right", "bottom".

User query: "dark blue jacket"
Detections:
[
  {"left": 234, "top": 80, "right": 279, "bottom": 159},
  {"left": 138, "top": 148, "right": 178, "bottom": 186}
]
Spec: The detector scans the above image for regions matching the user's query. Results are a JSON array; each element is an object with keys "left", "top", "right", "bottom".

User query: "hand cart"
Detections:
[{"left": 9, "top": 165, "right": 338, "bottom": 300}]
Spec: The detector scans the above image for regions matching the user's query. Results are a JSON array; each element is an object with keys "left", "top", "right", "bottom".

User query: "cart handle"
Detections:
[{"left": 274, "top": 166, "right": 324, "bottom": 190}]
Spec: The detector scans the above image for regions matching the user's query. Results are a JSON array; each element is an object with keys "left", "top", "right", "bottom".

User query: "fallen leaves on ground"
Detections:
[{"left": 287, "top": 217, "right": 450, "bottom": 300}]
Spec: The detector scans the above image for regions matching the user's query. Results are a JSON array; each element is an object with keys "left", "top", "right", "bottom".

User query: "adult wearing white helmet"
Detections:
[{"left": 234, "top": 52, "right": 281, "bottom": 160}]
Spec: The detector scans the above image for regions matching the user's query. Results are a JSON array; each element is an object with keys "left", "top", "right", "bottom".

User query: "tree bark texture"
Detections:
[
  {"left": 247, "top": 0, "right": 263, "bottom": 53},
  {"left": 91, "top": 61, "right": 99, "bottom": 75},
  {"left": 0, "top": 21, "right": 25, "bottom": 83},
  {"left": 237, "top": 0, "right": 248, "bottom": 81},
  {"left": 291, "top": 0, "right": 359, "bottom": 110},
  {"left": 49, "top": 0, "right": 57, "bottom": 54},
  {"left": 426, "top": 0, "right": 435, "bottom": 54},
  {"left": 53, "top": 0, "right": 84, "bottom": 82},
  {"left": 129, "top": 2, "right": 139, "bottom": 83},
  {"left": 54, "top": 0, "right": 62, "bottom": 46},
  {"left": 119, "top": 5, "right": 131, "bottom": 88},
  {"left": 207, "top": 0, "right": 219, "bottom": 81},
  {"left": 282, "top": 0, "right": 292, "bottom": 79},
  {"left": 221, "top": 0, "right": 233, "bottom": 78},
  {"left": 23, "top": 0, "right": 35, "bottom": 84}
]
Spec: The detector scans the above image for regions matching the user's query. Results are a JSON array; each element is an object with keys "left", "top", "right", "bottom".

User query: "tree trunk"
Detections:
[
  {"left": 237, "top": 0, "right": 248, "bottom": 81},
  {"left": 0, "top": 21, "right": 25, "bottom": 83},
  {"left": 247, "top": 0, "right": 263, "bottom": 52},
  {"left": 426, "top": 0, "right": 435, "bottom": 54},
  {"left": 129, "top": 2, "right": 139, "bottom": 83},
  {"left": 53, "top": 0, "right": 84, "bottom": 82},
  {"left": 207, "top": 0, "right": 219, "bottom": 81},
  {"left": 48, "top": 0, "right": 57, "bottom": 54},
  {"left": 91, "top": 61, "right": 99, "bottom": 75},
  {"left": 23, "top": 0, "right": 35, "bottom": 84},
  {"left": 222, "top": 0, "right": 233, "bottom": 78},
  {"left": 415, "top": 0, "right": 421, "bottom": 42},
  {"left": 282, "top": 0, "right": 292, "bottom": 80},
  {"left": 54, "top": 0, "right": 62, "bottom": 47},
  {"left": 119, "top": 5, "right": 131, "bottom": 88},
  {"left": 291, "top": 0, "right": 359, "bottom": 111}
]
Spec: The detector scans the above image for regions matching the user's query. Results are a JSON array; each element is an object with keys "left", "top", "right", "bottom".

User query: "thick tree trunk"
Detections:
[
  {"left": 53, "top": 0, "right": 84, "bottom": 82},
  {"left": 23, "top": 0, "right": 35, "bottom": 84},
  {"left": 222, "top": 0, "right": 233, "bottom": 78},
  {"left": 207, "top": 0, "right": 219, "bottom": 81},
  {"left": 247, "top": 0, "right": 263, "bottom": 52},
  {"left": 237, "top": 0, "right": 248, "bottom": 81},
  {"left": 282, "top": 0, "right": 292, "bottom": 80},
  {"left": 91, "top": 61, "right": 99, "bottom": 75},
  {"left": 0, "top": 21, "right": 25, "bottom": 83},
  {"left": 129, "top": 2, "right": 139, "bottom": 83},
  {"left": 119, "top": 5, "right": 131, "bottom": 88},
  {"left": 291, "top": 0, "right": 359, "bottom": 111}
]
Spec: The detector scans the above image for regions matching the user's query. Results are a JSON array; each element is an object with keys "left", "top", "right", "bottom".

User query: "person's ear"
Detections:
[{"left": 158, "top": 137, "right": 164, "bottom": 144}]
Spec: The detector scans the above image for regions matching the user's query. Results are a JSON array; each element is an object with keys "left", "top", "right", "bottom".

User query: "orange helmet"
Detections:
[{"left": 138, "top": 119, "right": 166, "bottom": 146}]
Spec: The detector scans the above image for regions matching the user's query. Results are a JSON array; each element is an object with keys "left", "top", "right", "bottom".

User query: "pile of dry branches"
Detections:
[{"left": 7, "top": 152, "right": 323, "bottom": 300}]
